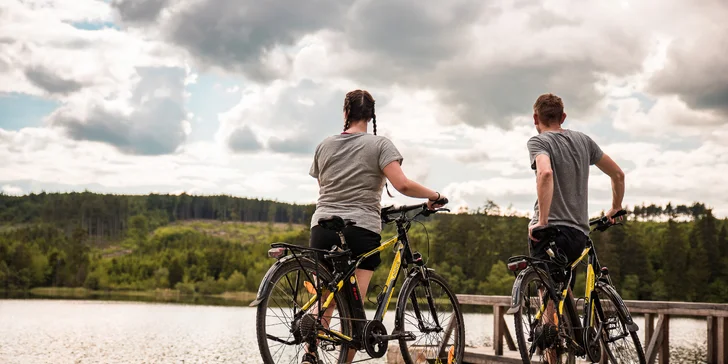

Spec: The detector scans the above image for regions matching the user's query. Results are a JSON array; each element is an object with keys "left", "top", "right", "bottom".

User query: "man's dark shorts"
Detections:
[
  {"left": 310, "top": 225, "right": 382, "bottom": 271},
  {"left": 529, "top": 225, "right": 588, "bottom": 289}
]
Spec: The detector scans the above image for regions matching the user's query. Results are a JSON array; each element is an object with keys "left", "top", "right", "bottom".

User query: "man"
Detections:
[
  {"left": 528, "top": 93, "right": 625, "bottom": 263},
  {"left": 526, "top": 93, "right": 625, "bottom": 361}
]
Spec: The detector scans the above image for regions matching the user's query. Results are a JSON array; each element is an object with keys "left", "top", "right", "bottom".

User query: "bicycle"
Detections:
[
  {"left": 506, "top": 210, "right": 646, "bottom": 363},
  {"left": 251, "top": 198, "right": 466, "bottom": 364}
]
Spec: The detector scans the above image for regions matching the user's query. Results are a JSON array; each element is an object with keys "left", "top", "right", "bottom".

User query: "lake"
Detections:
[{"left": 0, "top": 299, "right": 707, "bottom": 363}]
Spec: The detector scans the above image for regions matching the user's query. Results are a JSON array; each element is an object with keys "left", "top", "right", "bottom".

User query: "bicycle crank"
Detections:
[
  {"left": 363, "top": 320, "right": 388, "bottom": 358},
  {"left": 585, "top": 326, "right": 603, "bottom": 362}
]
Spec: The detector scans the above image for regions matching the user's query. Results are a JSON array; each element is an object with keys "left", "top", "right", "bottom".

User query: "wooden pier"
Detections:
[{"left": 385, "top": 294, "right": 728, "bottom": 364}]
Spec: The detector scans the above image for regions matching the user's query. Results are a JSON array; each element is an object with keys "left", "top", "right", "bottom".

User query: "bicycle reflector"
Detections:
[
  {"left": 267, "top": 247, "right": 287, "bottom": 259},
  {"left": 507, "top": 260, "right": 528, "bottom": 271}
]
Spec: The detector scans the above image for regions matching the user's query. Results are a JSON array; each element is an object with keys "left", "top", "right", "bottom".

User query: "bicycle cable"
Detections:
[{"left": 412, "top": 218, "right": 431, "bottom": 266}]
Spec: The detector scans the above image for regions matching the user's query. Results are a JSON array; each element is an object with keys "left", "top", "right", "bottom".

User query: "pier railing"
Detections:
[{"left": 456, "top": 294, "right": 728, "bottom": 364}]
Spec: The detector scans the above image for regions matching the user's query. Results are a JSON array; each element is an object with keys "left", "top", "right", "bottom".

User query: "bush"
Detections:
[{"left": 175, "top": 281, "right": 196, "bottom": 295}]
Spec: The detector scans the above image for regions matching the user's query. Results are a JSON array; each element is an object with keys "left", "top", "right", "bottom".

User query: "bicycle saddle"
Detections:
[
  {"left": 317, "top": 216, "right": 356, "bottom": 232},
  {"left": 531, "top": 225, "right": 560, "bottom": 242}
]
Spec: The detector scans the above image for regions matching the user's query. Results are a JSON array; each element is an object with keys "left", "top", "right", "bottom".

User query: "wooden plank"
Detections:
[
  {"left": 456, "top": 295, "right": 728, "bottom": 317},
  {"left": 493, "top": 305, "right": 503, "bottom": 355},
  {"left": 644, "top": 313, "right": 654, "bottom": 350},
  {"left": 500, "top": 311, "right": 517, "bottom": 351},
  {"left": 659, "top": 314, "right": 669, "bottom": 364},
  {"left": 645, "top": 314, "right": 665, "bottom": 364},
  {"left": 437, "top": 313, "right": 457, "bottom": 359},
  {"left": 707, "top": 316, "right": 716, "bottom": 364},
  {"left": 622, "top": 300, "right": 728, "bottom": 317},
  {"left": 718, "top": 317, "right": 728, "bottom": 364},
  {"left": 457, "top": 295, "right": 512, "bottom": 306}
]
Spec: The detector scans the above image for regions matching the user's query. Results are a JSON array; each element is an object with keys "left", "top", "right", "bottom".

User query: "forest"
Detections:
[{"left": 1, "top": 192, "right": 726, "bottom": 304}]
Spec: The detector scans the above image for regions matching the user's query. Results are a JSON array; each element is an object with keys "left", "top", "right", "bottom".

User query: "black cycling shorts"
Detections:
[
  {"left": 529, "top": 225, "right": 588, "bottom": 290},
  {"left": 310, "top": 225, "right": 382, "bottom": 271}
]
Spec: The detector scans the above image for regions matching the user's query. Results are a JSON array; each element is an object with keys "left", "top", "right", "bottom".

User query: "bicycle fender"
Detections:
[
  {"left": 506, "top": 266, "right": 548, "bottom": 315},
  {"left": 506, "top": 268, "right": 529, "bottom": 314},
  {"left": 248, "top": 254, "right": 314, "bottom": 307}
]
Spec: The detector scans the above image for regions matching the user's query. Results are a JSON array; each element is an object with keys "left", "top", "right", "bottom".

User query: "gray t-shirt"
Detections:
[
  {"left": 527, "top": 129, "right": 604, "bottom": 236},
  {"left": 309, "top": 132, "right": 404, "bottom": 234}
]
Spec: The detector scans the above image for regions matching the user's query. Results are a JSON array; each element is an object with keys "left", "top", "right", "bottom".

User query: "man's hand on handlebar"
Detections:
[{"left": 605, "top": 207, "right": 624, "bottom": 225}]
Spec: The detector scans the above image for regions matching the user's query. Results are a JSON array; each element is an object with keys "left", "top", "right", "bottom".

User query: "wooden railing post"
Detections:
[
  {"left": 644, "top": 313, "right": 654, "bottom": 346},
  {"left": 708, "top": 316, "right": 717, "bottom": 363},
  {"left": 659, "top": 314, "right": 669, "bottom": 364},
  {"left": 493, "top": 305, "right": 503, "bottom": 355},
  {"left": 718, "top": 316, "right": 728, "bottom": 363}
]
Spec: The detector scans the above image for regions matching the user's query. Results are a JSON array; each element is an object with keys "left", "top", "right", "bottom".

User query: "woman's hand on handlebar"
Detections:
[{"left": 427, "top": 193, "right": 448, "bottom": 211}]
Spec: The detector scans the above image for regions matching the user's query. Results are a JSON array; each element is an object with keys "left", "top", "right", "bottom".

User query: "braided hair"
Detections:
[
  {"left": 343, "top": 90, "right": 376, "bottom": 134},
  {"left": 342, "top": 90, "right": 393, "bottom": 197}
]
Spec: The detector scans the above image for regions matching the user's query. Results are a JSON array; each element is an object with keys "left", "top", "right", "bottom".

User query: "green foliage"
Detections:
[
  {"left": 478, "top": 261, "right": 515, "bottom": 296},
  {"left": 1, "top": 195, "right": 727, "bottom": 306}
]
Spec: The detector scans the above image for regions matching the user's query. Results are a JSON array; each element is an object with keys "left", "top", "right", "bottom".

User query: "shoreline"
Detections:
[{"left": 2, "top": 287, "right": 259, "bottom": 307}]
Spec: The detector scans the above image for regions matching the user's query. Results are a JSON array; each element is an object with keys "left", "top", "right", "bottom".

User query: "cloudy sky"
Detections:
[{"left": 1, "top": 0, "right": 726, "bottom": 217}]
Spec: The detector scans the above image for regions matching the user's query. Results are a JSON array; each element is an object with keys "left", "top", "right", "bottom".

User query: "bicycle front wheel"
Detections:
[
  {"left": 255, "top": 257, "right": 352, "bottom": 364},
  {"left": 512, "top": 267, "right": 576, "bottom": 364},
  {"left": 595, "top": 283, "right": 646, "bottom": 364},
  {"left": 394, "top": 268, "right": 465, "bottom": 364}
]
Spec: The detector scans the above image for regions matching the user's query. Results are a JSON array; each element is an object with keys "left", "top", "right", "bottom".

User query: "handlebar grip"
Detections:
[
  {"left": 612, "top": 209, "right": 627, "bottom": 219},
  {"left": 432, "top": 197, "right": 448, "bottom": 205}
]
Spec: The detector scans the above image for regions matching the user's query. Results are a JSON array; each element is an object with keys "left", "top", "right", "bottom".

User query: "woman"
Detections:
[{"left": 303, "top": 89, "right": 447, "bottom": 364}]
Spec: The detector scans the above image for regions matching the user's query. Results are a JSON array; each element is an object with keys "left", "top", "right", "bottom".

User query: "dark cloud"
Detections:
[
  {"left": 227, "top": 125, "right": 262, "bottom": 152},
  {"left": 334, "top": 1, "right": 647, "bottom": 127},
  {"left": 345, "top": 0, "right": 487, "bottom": 68},
  {"left": 112, "top": 0, "right": 170, "bottom": 24},
  {"left": 649, "top": 30, "right": 728, "bottom": 117},
  {"left": 268, "top": 135, "right": 317, "bottom": 155},
  {"left": 50, "top": 67, "right": 188, "bottom": 155},
  {"left": 164, "top": 0, "right": 353, "bottom": 82},
  {"left": 132, "top": 0, "right": 649, "bottom": 128},
  {"left": 24, "top": 66, "right": 84, "bottom": 95}
]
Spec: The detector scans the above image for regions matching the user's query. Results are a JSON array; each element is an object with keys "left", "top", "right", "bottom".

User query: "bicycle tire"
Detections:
[
  {"left": 255, "top": 258, "right": 352, "bottom": 364},
  {"left": 594, "top": 283, "right": 646, "bottom": 364},
  {"left": 394, "top": 268, "right": 466, "bottom": 364},
  {"left": 513, "top": 267, "right": 577, "bottom": 364}
]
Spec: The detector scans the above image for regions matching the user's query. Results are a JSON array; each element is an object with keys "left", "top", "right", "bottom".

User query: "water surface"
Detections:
[{"left": 0, "top": 299, "right": 706, "bottom": 363}]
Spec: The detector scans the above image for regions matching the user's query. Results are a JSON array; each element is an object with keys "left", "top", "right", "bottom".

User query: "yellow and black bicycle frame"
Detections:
[
  {"left": 297, "top": 233, "right": 408, "bottom": 348},
  {"left": 530, "top": 240, "right": 607, "bottom": 349}
]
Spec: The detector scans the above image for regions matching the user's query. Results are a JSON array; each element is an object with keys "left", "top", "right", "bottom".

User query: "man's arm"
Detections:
[
  {"left": 595, "top": 153, "right": 625, "bottom": 222},
  {"left": 535, "top": 154, "right": 554, "bottom": 226}
]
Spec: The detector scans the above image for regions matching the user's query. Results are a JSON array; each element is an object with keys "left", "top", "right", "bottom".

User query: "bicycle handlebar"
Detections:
[
  {"left": 589, "top": 209, "right": 627, "bottom": 232},
  {"left": 380, "top": 197, "right": 449, "bottom": 222}
]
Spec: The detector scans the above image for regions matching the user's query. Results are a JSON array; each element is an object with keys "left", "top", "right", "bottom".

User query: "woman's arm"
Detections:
[{"left": 382, "top": 161, "right": 446, "bottom": 209}]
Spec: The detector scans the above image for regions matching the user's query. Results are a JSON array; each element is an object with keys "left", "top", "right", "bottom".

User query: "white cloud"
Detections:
[
  {"left": 1, "top": 0, "right": 727, "bottom": 219},
  {"left": 1, "top": 184, "right": 23, "bottom": 195}
]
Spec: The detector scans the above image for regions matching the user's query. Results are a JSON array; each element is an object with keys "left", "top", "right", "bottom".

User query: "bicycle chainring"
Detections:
[
  {"left": 363, "top": 320, "right": 388, "bottom": 358},
  {"left": 584, "top": 326, "right": 602, "bottom": 362}
]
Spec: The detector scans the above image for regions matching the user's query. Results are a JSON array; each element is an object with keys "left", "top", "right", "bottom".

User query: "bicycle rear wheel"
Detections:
[
  {"left": 594, "top": 283, "right": 646, "bottom": 364},
  {"left": 512, "top": 267, "right": 576, "bottom": 364},
  {"left": 395, "top": 268, "right": 465, "bottom": 364},
  {"left": 255, "top": 257, "right": 352, "bottom": 364}
]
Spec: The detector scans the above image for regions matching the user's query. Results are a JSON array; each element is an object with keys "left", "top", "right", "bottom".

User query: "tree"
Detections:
[{"left": 168, "top": 258, "right": 184, "bottom": 288}]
